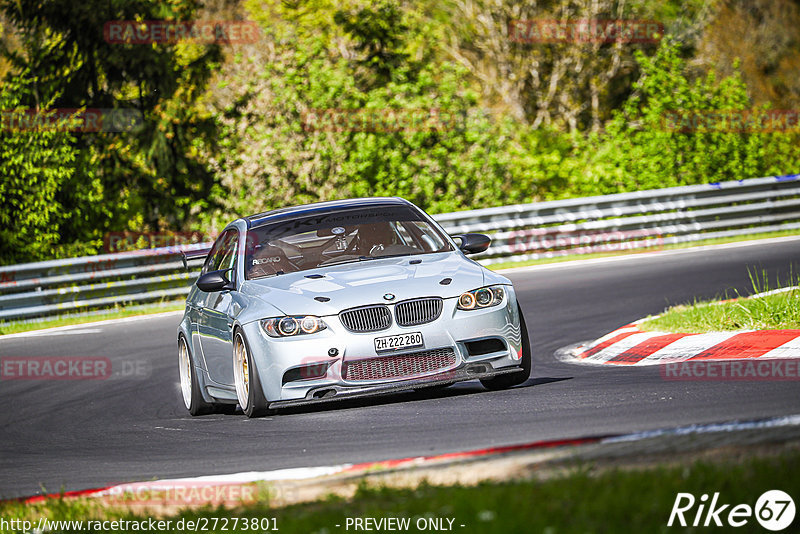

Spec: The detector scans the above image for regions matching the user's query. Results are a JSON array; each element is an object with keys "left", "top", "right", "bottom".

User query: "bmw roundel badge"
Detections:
[{"left": 383, "top": 293, "right": 396, "bottom": 301}]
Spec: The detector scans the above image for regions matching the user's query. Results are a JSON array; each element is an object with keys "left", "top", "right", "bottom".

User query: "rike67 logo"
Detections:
[{"left": 668, "top": 490, "right": 795, "bottom": 531}]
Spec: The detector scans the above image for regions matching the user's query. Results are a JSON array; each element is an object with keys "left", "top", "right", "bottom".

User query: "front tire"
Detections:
[
  {"left": 480, "top": 304, "right": 532, "bottom": 390},
  {"left": 178, "top": 335, "right": 215, "bottom": 416},
  {"left": 233, "top": 329, "right": 273, "bottom": 418}
]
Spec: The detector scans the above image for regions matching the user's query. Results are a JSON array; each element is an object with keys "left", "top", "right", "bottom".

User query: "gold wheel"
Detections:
[{"left": 233, "top": 332, "right": 250, "bottom": 409}]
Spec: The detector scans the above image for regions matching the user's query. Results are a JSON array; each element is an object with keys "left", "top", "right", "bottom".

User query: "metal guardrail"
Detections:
[
  {"left": 0, "top": 244, "right": 210, "bottom": 321},
  {"left": 436, "top": 174, "right": 800, "bottom": 264},
  {"left": 1, "top": 174, "right": 798, "bottom": 321}
]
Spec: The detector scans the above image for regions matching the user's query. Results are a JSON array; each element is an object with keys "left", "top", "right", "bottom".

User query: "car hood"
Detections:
[{"left": 239, "top": 252, "right": 488, "bottom": 317}]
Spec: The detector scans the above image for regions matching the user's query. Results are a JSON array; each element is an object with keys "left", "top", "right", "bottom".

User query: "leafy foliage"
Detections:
[
  {"left": 206, "top": 0, "right": 547, "bottom": 221},
  {"left": 0, "top": 73, "right": 77, "bottom": 263},
  {"left": 579, "top": 39, "right": 800, "bottom": 196},
  {"left": 0, "top": 0, "right": 223, "bottom": 264}
]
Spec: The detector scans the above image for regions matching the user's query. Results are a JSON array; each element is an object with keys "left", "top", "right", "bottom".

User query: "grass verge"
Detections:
[
  {"left": 1, "top": 447, "right": 798, "bottom": 533},
  {"left": 0, "top": 302, "right": 185, "bottom": 336},
  {"left": 640, "top": 270, "right": 800, "bottom": 333}
]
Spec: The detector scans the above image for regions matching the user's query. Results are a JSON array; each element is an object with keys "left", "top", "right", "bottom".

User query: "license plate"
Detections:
[{"left": 374, "top": 332, "right": 423, "bottom": 352}]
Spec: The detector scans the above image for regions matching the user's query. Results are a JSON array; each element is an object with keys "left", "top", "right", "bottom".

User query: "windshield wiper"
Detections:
[
  {"left": 319, "top": 253, "right": 411, "bottom": 267},
  {"left": 318, "top": 255, "right": 371, "bottom": 267},
  {"left": 369, "top": 253, "right": 415, "bottom": 260}
]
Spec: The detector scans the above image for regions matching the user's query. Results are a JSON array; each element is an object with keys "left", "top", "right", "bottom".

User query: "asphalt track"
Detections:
[{"left": 2, "top": 238, "right": 800, "bottom": 498}]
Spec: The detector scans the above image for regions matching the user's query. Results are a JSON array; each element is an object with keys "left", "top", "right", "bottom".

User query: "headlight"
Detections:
[
  {"left": 262, "top": 316, "right": 328, "bottom": 337},
  {"left": 457, "top": 286, "right": 505, "bottom": 310}
]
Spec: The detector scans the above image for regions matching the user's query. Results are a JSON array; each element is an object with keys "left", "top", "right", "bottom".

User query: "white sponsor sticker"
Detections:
[{"left": 253, "top": 256, "right": 281, "bottom": 265}]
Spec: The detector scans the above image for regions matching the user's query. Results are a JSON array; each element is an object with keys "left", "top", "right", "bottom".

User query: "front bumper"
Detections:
[
  {"left": 240, "top": 285, "right": 525, "bottom": 404},
  {"left": 268, "top": 364, "right": 522, "bottom": 409}
]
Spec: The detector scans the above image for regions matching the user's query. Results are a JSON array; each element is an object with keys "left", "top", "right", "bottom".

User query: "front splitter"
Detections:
[{"left": 268, "top": 365, "right": 524, "bottom": 409}]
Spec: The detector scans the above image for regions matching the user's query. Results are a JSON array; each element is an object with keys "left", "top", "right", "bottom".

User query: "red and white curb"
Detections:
[
  {"left": 563, "top": 323, "right": 800, "bottom": 365},
  {"left": 15, "top": 436, "right": 609, "bottom": 507},
  {"left": 562, "top": 286, "right": 800, "bottom": 365},
  {"left": 10, "top": 414, "right": 800, "bottom": 508}
]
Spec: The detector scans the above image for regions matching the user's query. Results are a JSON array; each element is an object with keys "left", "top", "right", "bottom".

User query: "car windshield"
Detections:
[{"left": 244, "top": 204, "right": 454, "bottom": 279}]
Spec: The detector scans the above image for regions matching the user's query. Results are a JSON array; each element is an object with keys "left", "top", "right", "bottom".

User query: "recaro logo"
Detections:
[
  {"left": 252, "top": 256, "right": 282, "bottom": 265},
  {"left": 668, "top": 490, "right": 795, "bottom": 531}
]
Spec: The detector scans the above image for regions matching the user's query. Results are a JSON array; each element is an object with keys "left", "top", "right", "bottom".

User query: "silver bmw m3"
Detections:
[{"left": 177, "top": 197, "right": 531, "bottom": 417}]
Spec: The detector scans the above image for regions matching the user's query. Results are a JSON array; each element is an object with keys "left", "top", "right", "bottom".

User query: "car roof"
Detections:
[{"left": 244, "top": 197, "right": 416, "bottom": 229}]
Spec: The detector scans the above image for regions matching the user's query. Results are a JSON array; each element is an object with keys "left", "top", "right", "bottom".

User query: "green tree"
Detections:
[
  {"left": 579, "top": 39, "right": 774, "bottom": 196},
  {"left": 207, "top": 0, "right": 539, "bottom": 221},
  {"left": 0, "top": 0, "right": 223, "bottom": 248},
  {"left": 0, "top": 73, "right": 77, "bottom": 264}
]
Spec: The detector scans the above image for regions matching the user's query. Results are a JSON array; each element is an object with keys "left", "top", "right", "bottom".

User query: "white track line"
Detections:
[
  {"left": 91, "top": 466, "right": 351, "bottom": 497},
  {"left": 0, "top": 310, "right": 183, "bottom": 340},
  {"left": 603, "top": 414, "right": 800, "bottom": 443}
]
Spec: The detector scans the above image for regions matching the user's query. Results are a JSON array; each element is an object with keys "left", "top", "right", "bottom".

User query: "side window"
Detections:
[
  {"left": 201, "top": 235, "right": 223, "bottom": 275},
  {"left": 218, "top": 234, "right": 238, "bottom": 273},
  {"left": 202, "top": 230, "right": 239, "bottom": 275}
]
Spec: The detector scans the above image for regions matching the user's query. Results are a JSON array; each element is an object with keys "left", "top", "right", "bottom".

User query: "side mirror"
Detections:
[
  {"left": 452, "top": 233, "right": 491, "bottom": 254},
  {"left": 196, "top": 269, "right": 235, "bottom": 292}
]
